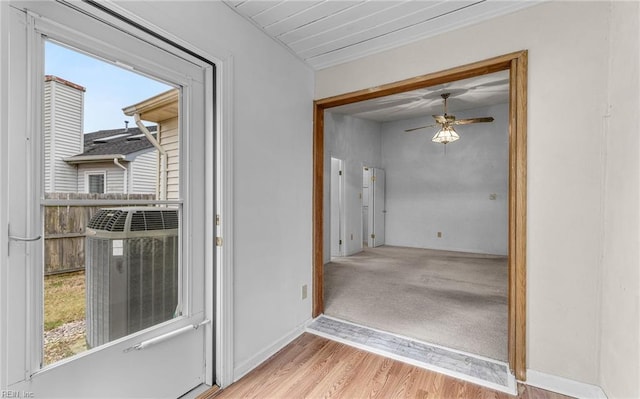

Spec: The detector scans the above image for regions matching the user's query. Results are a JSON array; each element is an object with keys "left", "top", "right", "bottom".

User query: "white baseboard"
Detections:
[
  {"left": 526, "top": 369, "right": 608, "bottom": 399},
  {"left": 233, "top": 320, "right": 310, "bottom": 382}
]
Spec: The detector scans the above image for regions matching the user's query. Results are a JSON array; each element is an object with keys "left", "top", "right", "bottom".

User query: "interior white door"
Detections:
[
  {"left": 362, "top": 167, "right": 370, "bottom": 247},
  {"left": 330, "top": 158, "right": 344, "bottom": 257},
  {"left": 368, "top": 168, "right": 386, "bottom": 248},
  {"left": 1, "top": 2, "right": 213, "bottom": 397}
]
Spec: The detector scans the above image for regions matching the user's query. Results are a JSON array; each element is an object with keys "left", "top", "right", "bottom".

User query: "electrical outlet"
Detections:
[
  {"left": 301, "top": 284, "right": 307, "bottom": 300},
  {"left": 437, "top": 232, "right": 442, "bottom": 238}
]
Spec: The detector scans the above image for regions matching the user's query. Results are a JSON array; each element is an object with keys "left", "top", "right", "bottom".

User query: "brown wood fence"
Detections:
[{"left": 44, "top": 193, "right": 155, "bottom": 275}]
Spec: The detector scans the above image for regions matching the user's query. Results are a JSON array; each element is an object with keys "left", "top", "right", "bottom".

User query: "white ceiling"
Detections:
[
  {"left": 223, "top": 0, "right": 541, "bottom": 70},
  {"left": 328, "top": 70, "right": 509, "bottom": 122}
]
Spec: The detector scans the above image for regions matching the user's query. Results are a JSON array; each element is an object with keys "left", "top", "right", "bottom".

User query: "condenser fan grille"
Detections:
[
  {"left": 88, "top": 209, "right": 127, "bottom": 232},
  {"left": 130, "top": 210, "right": 179, "bottom": 231}
]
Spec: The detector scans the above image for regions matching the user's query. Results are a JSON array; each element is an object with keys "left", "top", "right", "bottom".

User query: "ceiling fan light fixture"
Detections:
[{"left": 431, "top": 126, "right": 459, "bottom": 145}]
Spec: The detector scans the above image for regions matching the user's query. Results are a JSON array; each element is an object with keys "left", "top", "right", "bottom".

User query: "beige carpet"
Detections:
[{"left": 324, "top": 245, "right": 508, "bottom": 361}]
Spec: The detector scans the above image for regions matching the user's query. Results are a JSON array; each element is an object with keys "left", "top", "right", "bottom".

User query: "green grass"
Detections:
[{"left": 44, "top": 271, "right": 85, "bottom": 331}]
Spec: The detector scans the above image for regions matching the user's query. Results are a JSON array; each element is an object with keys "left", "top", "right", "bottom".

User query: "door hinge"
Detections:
[
  {"left": 371, "top": 176, "right": 376, "bottom": 182},
  {"left": 216, "top": 237, "right": 223, "bottom": 247},
  {"left": 215, "top": 214, "right": 220, "bottom": 226},
  {"left": 339, "top": 239, "right": 342, "bottom": 245},
  {"left": 371, "top": 234, "right": 375, "bottom": 239},
  {"left": 338, "top": 170, "right": 342, "bottom": 176}
]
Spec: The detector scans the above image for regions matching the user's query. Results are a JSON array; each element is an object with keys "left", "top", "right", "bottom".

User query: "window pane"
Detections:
[{"left": 43, "top": 40, "right": 182, "bottom": 365}]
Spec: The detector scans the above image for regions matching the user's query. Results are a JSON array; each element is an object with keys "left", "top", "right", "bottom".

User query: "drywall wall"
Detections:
[
  {"left": 599, "top": 2, "right": 640, "bottom": 398},
  {"left": 381, "top": 103, "right": 508, "bottom": 255},
  {"left": 323, "top": 112, "right": 382, "bottom": 262},
  {"left": 316, "top": 0, "right": 611, "bottom": 386},
  {"left": 113, "top": 0, "right": 314, "bottom": 381}
]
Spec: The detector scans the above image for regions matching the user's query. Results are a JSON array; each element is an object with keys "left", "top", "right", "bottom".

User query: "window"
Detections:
[{"left": 86, "top": 171, "right": 106, "bottom": 194}]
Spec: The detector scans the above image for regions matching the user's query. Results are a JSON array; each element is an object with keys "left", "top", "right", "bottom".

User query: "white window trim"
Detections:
[{"left": 84, "top": 170, "right": 107, "bottom": 194}]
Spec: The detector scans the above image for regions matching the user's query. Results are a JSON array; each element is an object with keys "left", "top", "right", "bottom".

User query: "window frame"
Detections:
[{"left": 84, "top": 170, "right": 106, "bottom": 194}]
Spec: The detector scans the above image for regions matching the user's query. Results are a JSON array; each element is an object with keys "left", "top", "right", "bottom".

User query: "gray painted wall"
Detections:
[
  {"left": 381, "top": 103, "right": 509, "bottom": 255},
  {"left": 324, "top": 103, "right": 508, "bottom": 260},
  {"left": 324, "top": 112, "right": 382, "bottom": 262}
]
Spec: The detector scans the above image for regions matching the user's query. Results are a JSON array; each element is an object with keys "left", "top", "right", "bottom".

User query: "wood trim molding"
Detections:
[
  {"left": 312, "top": 105, "right": 325, "bottom": 316},
  {"left": 514, "top": 51, "right": 528, "bottom": 381},
  {"left": 312, "top": 50, "right": 528, "bottom": 380}
]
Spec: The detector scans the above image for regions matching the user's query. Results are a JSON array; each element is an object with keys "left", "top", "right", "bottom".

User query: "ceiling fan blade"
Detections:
[
  {"left": 452, "top": 117, "right": 494, "bottom": 125},
  {"left": 404, "top": 124, "right": 436, "bottom": 132},
  {"left": 433, "top": 115, "right": 448, "bottom": 124}
]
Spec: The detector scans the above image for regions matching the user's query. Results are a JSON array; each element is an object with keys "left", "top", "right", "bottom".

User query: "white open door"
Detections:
[
  {"left": 368, "top": 168, "right": 386, "bottom": 248},
  {"left": 330, "top": 158, "right": 344, "bottom": 257},
  {"left": 1, "top": 2, "right": 213, "bottom": 397}
]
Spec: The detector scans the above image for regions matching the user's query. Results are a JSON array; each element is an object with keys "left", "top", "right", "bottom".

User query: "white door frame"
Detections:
[
  {"left": 0, "top": 0, "right": 235, "bottom": 390},
  {"left": 0, "top": 2, "right": 8, "bottom": 390}
]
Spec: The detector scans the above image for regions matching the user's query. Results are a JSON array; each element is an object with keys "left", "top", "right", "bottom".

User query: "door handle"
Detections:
[
  {"left": 7, "top": 225, "right": 42, "bottom": 255},
  {"left": 9, "top": 234, "right": 42, "bottom": 242},
  {"left": 8, "top": 225, "right": 41, "bottom": 242},
  {"left": 124, "top": 319, "right": 211, "bottom": 352}
]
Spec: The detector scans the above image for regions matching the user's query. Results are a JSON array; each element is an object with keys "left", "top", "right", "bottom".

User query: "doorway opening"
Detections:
[{"left": 313, "top": 51, "right": 527, "bottom": 379}]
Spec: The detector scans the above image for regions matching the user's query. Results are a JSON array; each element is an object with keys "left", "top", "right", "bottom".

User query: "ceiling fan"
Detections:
[{"left": 404, "top": 93, "right": 494, "bottom": 145}]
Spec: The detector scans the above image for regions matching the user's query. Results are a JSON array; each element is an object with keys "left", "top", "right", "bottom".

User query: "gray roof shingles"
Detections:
[{"left": 78, "top": 126, "right": 158, "bottom": 157}]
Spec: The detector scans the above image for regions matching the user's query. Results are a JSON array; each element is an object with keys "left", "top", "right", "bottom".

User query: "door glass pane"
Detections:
[{"left": 43, "top": 40, "right": 181, "bottom": 365}]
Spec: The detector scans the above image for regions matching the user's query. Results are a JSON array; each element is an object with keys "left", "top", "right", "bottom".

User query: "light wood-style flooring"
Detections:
[{"left": 197, "top": 333, "right": 573, "bottom": 399}]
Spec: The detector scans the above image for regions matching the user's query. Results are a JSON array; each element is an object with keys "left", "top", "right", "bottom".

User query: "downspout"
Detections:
[
  {"left": 113, "top": 158, "right": 128, "bottom": 194},
  {"left": 133, "top": 113, "right": 167, "bottom": 201}
]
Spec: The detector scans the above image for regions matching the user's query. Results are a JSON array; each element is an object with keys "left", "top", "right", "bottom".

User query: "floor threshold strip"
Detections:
[{"left": 306, "top": 315, "right": 516, "bottom": 395}]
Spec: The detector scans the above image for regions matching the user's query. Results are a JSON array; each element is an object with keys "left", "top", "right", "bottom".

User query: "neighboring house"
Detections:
[
  {"left": 123, "top": 89, "right": 179, "bottom": 200},
  {"left": 44, "top": 74, "right": 159, "bottom": 195},
  {"left": 64, "top": 126, "right": 159, "bottom": 195}
]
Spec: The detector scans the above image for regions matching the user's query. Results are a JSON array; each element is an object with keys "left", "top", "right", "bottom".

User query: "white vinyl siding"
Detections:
[
  {"left": 159, "top": 117, "right": 179, "bottom": 200},
  {"left": 44, "top": 83, "right": 52, "bottom": 191},
  {"left": 129, "top": 149, "right": 158, "bottom": 195},
  {"left": 43, "top": 78, "right": 84, "bottom": 192},
  {"left": 77, "top": 163, "right": 124, "bottom": 193}
]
